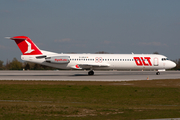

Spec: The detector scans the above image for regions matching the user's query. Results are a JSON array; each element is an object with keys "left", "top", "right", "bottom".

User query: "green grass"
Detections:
[{"left": 0, "top": 80, "right": 180, "bottom": 119}]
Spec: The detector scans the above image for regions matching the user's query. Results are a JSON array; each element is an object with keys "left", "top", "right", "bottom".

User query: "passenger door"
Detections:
[{"left": 153, "top": 57, "right": 159, "bottom": 66}]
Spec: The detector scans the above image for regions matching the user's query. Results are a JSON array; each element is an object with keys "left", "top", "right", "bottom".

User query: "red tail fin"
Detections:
[{"left": 10, "top": 36, "right": 42, "bottom": 55}]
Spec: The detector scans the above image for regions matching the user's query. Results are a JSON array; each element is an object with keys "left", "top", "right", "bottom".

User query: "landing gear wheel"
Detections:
[
  {"left": 88, "top": 70, "right": 94, "bottom": 75},
  {"left": 156, "top": 72, "right": 160, "bottom": 75}
]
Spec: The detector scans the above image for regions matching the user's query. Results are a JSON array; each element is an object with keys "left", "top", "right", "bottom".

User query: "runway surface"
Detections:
[{"left": 0, "top": 70, "right": 180, "bottom": 81}]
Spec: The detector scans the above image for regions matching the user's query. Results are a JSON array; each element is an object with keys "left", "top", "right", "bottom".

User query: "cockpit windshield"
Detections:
[{"left": 161, "top": 58, "right": 168, "bottom": 61}]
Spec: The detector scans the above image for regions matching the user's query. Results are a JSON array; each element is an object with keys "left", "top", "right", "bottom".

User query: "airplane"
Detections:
[{"left": 8, "top": 36, "right": 176, "bottom": 75}]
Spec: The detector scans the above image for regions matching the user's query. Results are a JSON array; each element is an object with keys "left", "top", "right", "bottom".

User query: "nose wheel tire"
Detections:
[
  {"left": 156, "top": 72, "right": 160, "bottom": 75},
  {"left": 88, "top": 70, "right": 94, "bottom": 75}
]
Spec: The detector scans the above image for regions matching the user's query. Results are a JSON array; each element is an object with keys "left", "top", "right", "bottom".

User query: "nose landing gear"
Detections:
[
  {"left": 156, "top": 72, "right": 160, "bottom": 75},
  {"left": 88, "top": 70, "right": 94, "bottom": 75}
]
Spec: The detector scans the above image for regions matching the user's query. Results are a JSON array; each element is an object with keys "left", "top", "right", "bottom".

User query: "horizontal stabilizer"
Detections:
[{"left": 5, "top": 37, "right": 11, "bottom": 39}]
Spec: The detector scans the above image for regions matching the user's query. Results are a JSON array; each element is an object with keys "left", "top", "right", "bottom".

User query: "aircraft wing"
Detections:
[{"left": 77, "top": 63, "right": 110, "bottom": 69}]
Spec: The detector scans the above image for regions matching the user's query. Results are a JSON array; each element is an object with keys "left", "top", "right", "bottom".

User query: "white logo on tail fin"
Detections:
[{"left": 24, "top": 40, "right": 34, "bottom": 53}]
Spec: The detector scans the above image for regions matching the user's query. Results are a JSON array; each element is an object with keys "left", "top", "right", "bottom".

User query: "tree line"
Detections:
[
  {"left": 0, "top": 58, "right": 55, "bottom": 70},
  {"left": 0, "top": 57, "right": 180, "bottom": 70}
]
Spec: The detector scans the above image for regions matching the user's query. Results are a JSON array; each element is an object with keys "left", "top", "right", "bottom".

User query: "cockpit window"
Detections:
[{"left": 162, "top": 58, "right": 168, "bottom": 61}]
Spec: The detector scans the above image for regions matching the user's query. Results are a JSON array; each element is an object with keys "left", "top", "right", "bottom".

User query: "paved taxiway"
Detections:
[{"left": 0, "top": 70, "right": 180, "bottom": 81}]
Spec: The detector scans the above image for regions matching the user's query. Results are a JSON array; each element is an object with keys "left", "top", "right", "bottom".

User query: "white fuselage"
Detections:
[
  {"left": 21, "top": 53, "right": 176, "bottom": 71},
  {"left": 9, "top": 36, "right": 176, "bottom": 75}
]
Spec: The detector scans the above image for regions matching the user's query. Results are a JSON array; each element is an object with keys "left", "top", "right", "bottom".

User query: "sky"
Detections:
[{"left": 0, "top": 0, "right": 180, "bottom": 63}]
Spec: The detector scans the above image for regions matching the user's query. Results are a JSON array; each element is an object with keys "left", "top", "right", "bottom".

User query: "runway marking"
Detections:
[{"left": 0, "top": 71, "right": 180, "bottom": 81}]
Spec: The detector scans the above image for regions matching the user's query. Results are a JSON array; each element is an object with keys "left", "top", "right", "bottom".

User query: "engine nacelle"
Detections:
[{"left": 45, "top": 56, "right": 70, "bottom": 64}]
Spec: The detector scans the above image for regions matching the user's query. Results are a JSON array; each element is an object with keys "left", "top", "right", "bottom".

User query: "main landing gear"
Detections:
[
  {"left": 88, "top": 70, "right": 160, "bottom": 75},
  {"left": 156, "top": 72, "right": 160, "bottom": 75},
  {"left": 88, "top": 70, "right": 94, "bottom": 75}
]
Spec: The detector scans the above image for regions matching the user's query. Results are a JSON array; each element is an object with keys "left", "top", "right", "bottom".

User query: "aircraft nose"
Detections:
[
  {"left": 171, "top": 61, "right": 176, "bottom": 68},
  {"left": 165, "top": 61, "right": 176, "bottom": 69}
]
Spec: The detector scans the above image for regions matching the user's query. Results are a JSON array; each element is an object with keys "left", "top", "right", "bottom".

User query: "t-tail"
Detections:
[{"left": 10, "top": 36, "right": 42, "bottom": 55}]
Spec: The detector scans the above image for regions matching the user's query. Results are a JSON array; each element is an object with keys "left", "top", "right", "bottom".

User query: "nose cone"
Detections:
[
  {"left": 171, "top": 61, "right": 176, "bottom": 68},
  {"left": 169, "top": 61, "right": 176, "bottom": 69},
  {"left": 165, "top": 61, "right": 176, "bottom": 69}
]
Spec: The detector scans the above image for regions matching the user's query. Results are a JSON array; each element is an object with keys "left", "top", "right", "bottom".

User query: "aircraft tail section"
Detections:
[{"left": 10, "top": 36, "right": 42, "bottom": 55}]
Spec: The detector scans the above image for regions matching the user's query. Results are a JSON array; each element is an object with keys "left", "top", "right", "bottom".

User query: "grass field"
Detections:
[{"left": 0, "top": 79, "right": 180, "bottom": 120}]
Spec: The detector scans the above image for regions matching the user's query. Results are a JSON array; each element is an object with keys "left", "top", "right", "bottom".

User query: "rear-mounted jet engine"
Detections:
[{"left": 45, "top": 56, "right": 70, "bottom": 64}]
